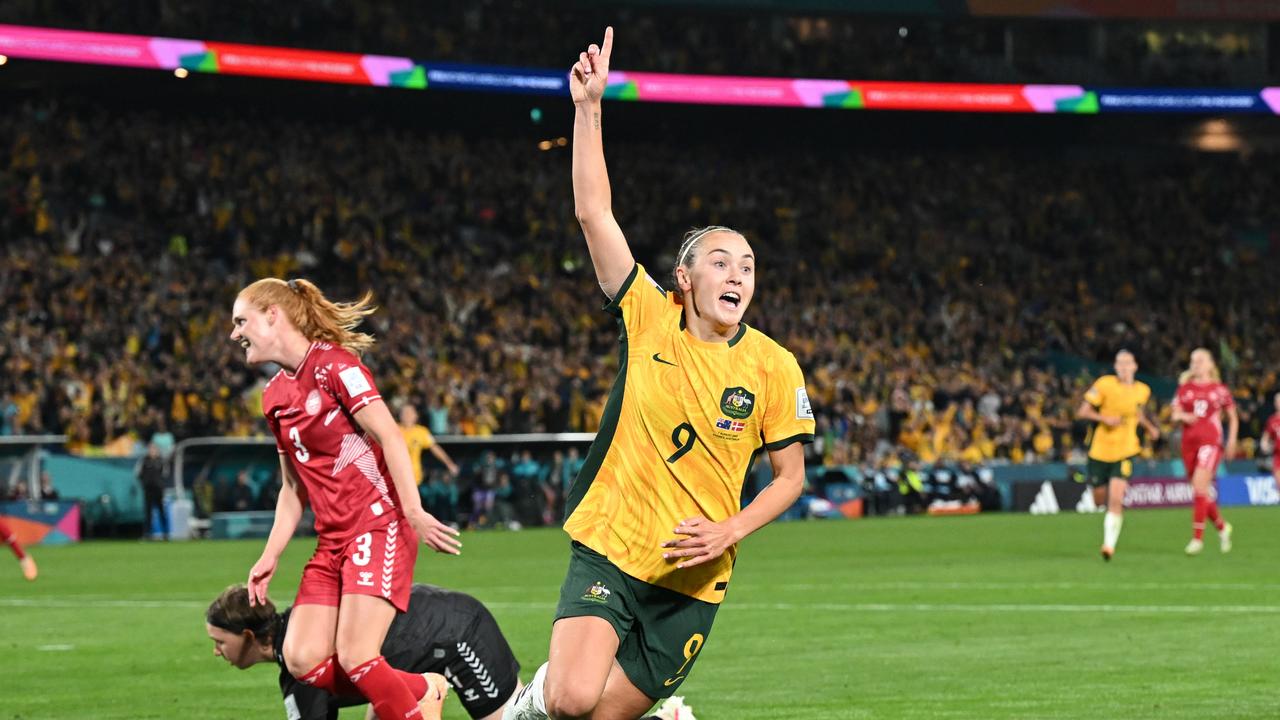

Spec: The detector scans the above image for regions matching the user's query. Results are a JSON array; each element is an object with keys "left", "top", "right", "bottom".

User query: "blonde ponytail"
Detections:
[
  {"left": 1179, "top": 347, "right": 1220, "bottom": 385},
  {"left": 239, "top": 278, "right": 377, "bottom": 356}
]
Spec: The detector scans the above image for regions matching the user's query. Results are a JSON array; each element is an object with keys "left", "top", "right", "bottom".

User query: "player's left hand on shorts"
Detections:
[
  {"left": 661, "top": 516, "right": 740, "bottom": 569},
  {"left": 407, "top": 506, "right": 462, "bottom": 555}
]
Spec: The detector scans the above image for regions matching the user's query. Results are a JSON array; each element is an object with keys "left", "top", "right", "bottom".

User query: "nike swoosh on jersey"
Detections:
[
  {"left": 323, "top": 408, "right": 342, "bottom": 426},
  {"left": 652, "top": 353, "right": 678, "bottom": 367}
]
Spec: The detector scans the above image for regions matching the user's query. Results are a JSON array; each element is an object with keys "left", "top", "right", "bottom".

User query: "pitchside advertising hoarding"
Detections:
[
  {"left": 0, "top": 500, "right": 80, "bottom": 545},
  {"left": 1014, "top": 474, "right": 1279, "bottom": 514},
  {"left": 1218, "top": 473, "right": 1280, "bottom": 507},
  {"left": 4, "top": 23, "right": 1280, "bottom": 115}
]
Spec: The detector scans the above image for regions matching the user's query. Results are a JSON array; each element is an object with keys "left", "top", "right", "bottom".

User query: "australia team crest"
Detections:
[
  {"left": 720, "top": 386, "right": 756, "bottom": 420},
  {"left": 582, "top": 581, "right": 612, "bottom": 604}
]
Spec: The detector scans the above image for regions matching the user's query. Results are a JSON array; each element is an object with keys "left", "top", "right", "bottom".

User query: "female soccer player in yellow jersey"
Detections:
[
  {"left": 504, "top": 27, "right": 815, "bottom": 720},
  {"left": 1075, "top": 350, "right": 1160, "bottom": 561}
]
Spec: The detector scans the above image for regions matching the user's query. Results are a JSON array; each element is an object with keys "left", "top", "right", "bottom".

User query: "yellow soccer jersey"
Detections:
[
  {"left": 400, "top": 423, "right": 436, "bottom": 485},
  {"left": 1083, "top": 375, "right": 1151, "bottom": 463},
  {"left": 564, "top": 263, "right": 816, "bottom": 603}
]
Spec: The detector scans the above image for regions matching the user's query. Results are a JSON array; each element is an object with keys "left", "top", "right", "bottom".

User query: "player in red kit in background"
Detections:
[
  {"left": 1170, "top": 348, "right": 1236, "bottom": 556},
  {"left": 1259, "top": 392, "right": 1280, "bottom": 495},
  {"left": 0, "top": 517, "right": 37, "bottom": 581},
  {"left": 229, "top": 278, "right": 462, "bottom": 720}
]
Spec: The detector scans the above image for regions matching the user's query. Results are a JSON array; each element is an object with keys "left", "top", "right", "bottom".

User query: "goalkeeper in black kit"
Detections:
[{"left": 205, "top": 583, "right": 521, "bottom": 720}]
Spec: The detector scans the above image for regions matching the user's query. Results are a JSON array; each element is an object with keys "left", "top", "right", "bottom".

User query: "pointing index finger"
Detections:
[{"left": 601, "top": 26, "right": 614, "bottom": 61}]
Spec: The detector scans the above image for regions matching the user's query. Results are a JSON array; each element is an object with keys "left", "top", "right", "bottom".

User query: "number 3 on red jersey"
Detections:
[{"left": 289, "top": 426, "right": 310, "bottom": 463}]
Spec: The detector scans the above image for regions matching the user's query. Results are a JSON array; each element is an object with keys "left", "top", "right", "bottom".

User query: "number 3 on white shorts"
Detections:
[{"left": 351, "top": 532, "right": 373, "bottom": 566}]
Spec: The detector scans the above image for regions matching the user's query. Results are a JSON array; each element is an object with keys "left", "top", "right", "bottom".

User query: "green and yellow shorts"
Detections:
[
  {"left": 554, "top": 541, "right": 719, "bottom": 700},
  {"left": 1085, "top": 456, "right": 1136, "bottom": 487}
]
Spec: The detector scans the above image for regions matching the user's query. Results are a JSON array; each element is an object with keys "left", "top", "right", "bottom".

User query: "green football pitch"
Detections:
[{"left": 3, "top": 507, "right": 1277, "bottom": 719}]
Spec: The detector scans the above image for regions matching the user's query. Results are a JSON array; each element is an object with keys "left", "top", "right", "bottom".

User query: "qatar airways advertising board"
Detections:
[
  {"left": 1129, "top": 475, "right": 1280, "bottom": 509},
  {"left": 1121, "top": 477, "right": 1195, "bottom": 509},
  {"left": 1014, "top": 474, "right": 1278, "bottom": 513}
]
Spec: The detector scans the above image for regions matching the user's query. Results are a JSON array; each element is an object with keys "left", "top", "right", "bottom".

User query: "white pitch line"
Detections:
[
  {"left": 3, "top": 597, "right": 1277, "bottom": 615},
  {"left": 443, "top": 580, "right": 1280, "bottom": 593},
  {"left": 752, "top": 581, "right": 1280, "bottom": 592},
  {"left": 0, "top": 597, "right": 206, "bottom": 609},
  {"left": 11, "top": 580, "right": 1270, "bottom": 596},
  {"left": 719, "top": 602, "right": 1280, "bottom": 615}
]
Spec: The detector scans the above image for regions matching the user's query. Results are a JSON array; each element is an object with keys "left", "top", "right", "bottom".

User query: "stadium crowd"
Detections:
[
  {"left": 0, "top": 0, "right": 1271, "bottom": 85},
  {"left": 2, "top": 97, "right": 1279, "bottom": 482}
]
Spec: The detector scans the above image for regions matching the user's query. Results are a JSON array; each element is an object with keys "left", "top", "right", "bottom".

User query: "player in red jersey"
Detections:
[
  {"left": 0, "top": 517, "right": 37, "bottom": 581},
  {"left": 1170, "top": 348, "right": 1236, "bottom": 556},
  {"left": 229, "top": 278, "right": 462, "bottom": 720},
  {"left": 1260, "top": 392, "right": 1280, "bottom": 493}
]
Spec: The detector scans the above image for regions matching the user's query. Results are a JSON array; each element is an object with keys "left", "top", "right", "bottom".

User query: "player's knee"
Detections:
[
  {"left": 544, "top": 678, "right": 599, "bottom": 720},
  {"left": 334, "top": 641, "right": 380, "bottom": 675},
  {"left": 283, "top": 644, "right": 330, "bottom": 680}
]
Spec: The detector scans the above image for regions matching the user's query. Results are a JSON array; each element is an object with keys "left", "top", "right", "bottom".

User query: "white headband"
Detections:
[{"left": 677, "top": 226, "right": 733, "bottom": 268}]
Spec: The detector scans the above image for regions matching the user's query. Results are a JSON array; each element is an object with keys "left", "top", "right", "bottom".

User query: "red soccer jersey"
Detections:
[
  {"left": 1175, "top": 381, "right": 1234, "bottom": 450},
  {"left": 1266, "top": 414, "right": 1280, "bottom": 461},
  {"left": 263, "top": 342, "right": 404, "bottom": 546}
]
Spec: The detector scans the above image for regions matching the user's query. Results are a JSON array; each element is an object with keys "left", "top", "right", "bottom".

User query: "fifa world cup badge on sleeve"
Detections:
[
  {"left": 796, "top": 387, "right": 813, "bottom": 419},
  {"left": 338, "top": 365, "right": 372, "bottom": 396}
]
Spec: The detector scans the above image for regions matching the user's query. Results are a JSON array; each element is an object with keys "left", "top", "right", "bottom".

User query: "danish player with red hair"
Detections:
[
  {"left": 229, "top": 278, "right": 462, "bottom": 720},
  {"left": 1170, "top": 348, "right": 1236, "bottom": 556}
]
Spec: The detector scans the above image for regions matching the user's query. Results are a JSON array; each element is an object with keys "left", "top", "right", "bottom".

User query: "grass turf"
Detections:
[{"left": 2, "top": 506, "right": 1277, "bottom": 719}]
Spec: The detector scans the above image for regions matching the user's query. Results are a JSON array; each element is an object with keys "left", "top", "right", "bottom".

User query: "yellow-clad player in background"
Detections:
[
  {"left": 1075, "top": 350, "right": 1160, "bottom": 561},
  {"left": 398, "top": 403, "right": 459, "bottom": 483},
  {"left": 504, "top": 26, "right": 814, "bottom": 720}
]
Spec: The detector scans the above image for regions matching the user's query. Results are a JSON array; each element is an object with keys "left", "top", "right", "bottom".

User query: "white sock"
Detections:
[
  {"left": 1103, "top": 511, "right": 1123, "bottom": 550},
  {"left": 506, "top": 661, "right": 548, "bottom": 719}
]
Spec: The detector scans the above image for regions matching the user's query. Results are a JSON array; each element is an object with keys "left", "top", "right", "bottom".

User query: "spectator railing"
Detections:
[
  {"left": 0, "top": 436, "right": 69, "bottom": 500},
  {"left": 171, "top": 432, "right": 598, "bottom": 493},
  {"left": 173, "top": 433, "right": 598, "bottom": 538}
]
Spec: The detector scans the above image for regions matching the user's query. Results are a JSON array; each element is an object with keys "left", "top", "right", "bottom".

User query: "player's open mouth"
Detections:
[
  {"left": 240, "top": 339, "right": 251, "bottom": 351},
  {"left": 719, "top": 292, "right": 740, "bottom": 309}
]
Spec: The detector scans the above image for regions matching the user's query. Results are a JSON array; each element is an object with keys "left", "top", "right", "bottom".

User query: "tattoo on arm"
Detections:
[{"left": 593, "top": 112, "right": 600, "bottom": 130}]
